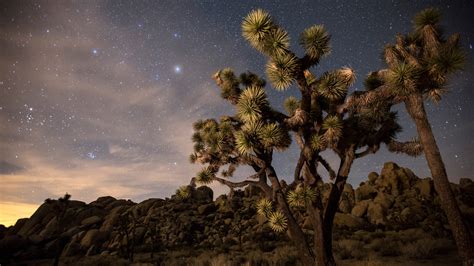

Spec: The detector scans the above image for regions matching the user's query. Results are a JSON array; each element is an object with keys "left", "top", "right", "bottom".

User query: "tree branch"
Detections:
[
  {"left": 355, "top": 145, "right": 379, "bottom": 158},
  {"left": 387, "top": 139, "right": 423, "bottom": 157},
  {"left": 316, "top": 155, "right": 336, "bottom": 180},
  {"left": 213, "top": 176, "right": 259, "bottom": 189}
]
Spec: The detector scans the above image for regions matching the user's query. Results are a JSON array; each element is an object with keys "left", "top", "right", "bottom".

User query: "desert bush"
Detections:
[
  {"left": 401, "top": 237, "right": 452, "bottom": 259},
  {"left": 378, "top": 239, "right": 401, "bottom": 257},
  {"left": 334, "top": 239, "right": 366, "bottom": 260}
]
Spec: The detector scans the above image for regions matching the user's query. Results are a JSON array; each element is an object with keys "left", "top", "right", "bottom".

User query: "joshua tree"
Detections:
[
  {"left": 44, "top": 193, "right": 71, "bottom": 266},
  {"left": 185, "top": 9, "right": 421, "bottom": 265},
  {"left": 350, "top": 8, "right": 472, "bottom": 264}
]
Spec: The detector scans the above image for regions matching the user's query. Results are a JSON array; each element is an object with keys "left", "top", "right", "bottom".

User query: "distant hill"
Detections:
[{"left": 1, "top": 162, "right": 473, "bottom": 265}]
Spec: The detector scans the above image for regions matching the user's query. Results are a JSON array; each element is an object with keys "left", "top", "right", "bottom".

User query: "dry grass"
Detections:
[{"left": 400, "top": 237, "right": 452, "bottom": 259}]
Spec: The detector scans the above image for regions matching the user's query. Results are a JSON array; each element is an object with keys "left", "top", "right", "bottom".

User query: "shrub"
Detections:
[
  {"left": 334, "top": 239, "right": 366, "bottom": 260},
  {"left": 401, "top": 237, "right": 452, "bottom": 259}
]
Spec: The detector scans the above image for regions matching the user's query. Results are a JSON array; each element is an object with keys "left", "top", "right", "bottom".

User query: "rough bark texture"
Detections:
[
  {"left": 321, "top": 151, "right": 354, "bottom": 265},
  {"left": 405, "top": 93, "right": 474, "bottom": 265},
  {"left": 266, "top": 167, "right": 316, "bottom": 266}
]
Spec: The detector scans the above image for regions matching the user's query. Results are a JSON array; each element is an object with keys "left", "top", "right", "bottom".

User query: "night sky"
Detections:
[{"left": 1, "top": 1, "right": 473, "bottom": 225}]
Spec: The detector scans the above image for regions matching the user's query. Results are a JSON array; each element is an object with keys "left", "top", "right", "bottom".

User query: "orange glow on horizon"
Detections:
[{"left": 0, "top": 201, "right": 39, "bottom": 227}]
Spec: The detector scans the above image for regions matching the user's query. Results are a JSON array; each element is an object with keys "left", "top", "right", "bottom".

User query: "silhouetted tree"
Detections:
[
  {"left": 348, "top": 8, "right": 472, "bottom": 264},
  {"left": 184, "top": 9, "right": 421, "bottom": 265}
]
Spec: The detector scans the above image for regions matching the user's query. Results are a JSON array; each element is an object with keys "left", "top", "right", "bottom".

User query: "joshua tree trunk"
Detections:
[
  {"left": 322, "top": 151, "right": 354, "bottom": 266},
  {"left": 266, "top": 166, "right": 316, "bottom": 265},
  {"left": 405, "top": 93, "right": 474, "bottom": 265}
]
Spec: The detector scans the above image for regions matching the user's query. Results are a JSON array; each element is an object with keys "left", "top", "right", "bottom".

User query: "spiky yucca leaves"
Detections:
[
  {"left": 304, "top": 69, "right": 317, "bottom": 86},
  {"left": 337, "top": 67, "right": 356, "bottom": 86},
  {"left": 426, "top": 87, "right": 448, "bottom": 104},
  {"left": 388, "top": 62, "right": 421, "bottom": 95},
  {"left": 176, "top": 186, "right": 192, "bottom": 200},
  {"left": 256, "top": 198, "right": 273, "bottom": 217},
  {"left": 299, "top": 25, "right": 331, "bottom": 60},
  {"left": 284, "top": 96, "right": 300, "bottom": 116},
  {"left": 413, "top": 7, "right": 441, "bottom": 33},
  {"left": 237, "top": 86, "right": 269, "bottom": 122},
  {"left": 322, "top": 115, "right": 343, "bottom": 144},
  {"left": 242, "top": 9, "right": 274, "bottom": 48},
  {"left": 266, "top": 53, "right": 298, "bottom": 90},
  {"left": 196, "top": 167, "right": 216, "bottom": 185},
  {"left": 427, "top": 44, "right": 464, "bottom": 83},
  {"left": 317, "top": 69, "right": 352, "bottom": 101},
  {"left": 213, "top": 68, "right": 241, "bottom": 103},
  {"left": 364, "top": 72, "right": 385, "bottom": 91},
  {"left": 287, "top": 185, "right": 317, "bottom": 207},
  {"left": 268, "top": 210, "right": 288, "bottom": 232},
  {"left": 258, "top": 122, "right": 291, "bottom": 150},
  {"left": 261, "top": 27, "right": 290, "bottom": 57},
  {"left": 234, "top": 120, "right": 264, "bottom": 154},
  {"left": 310, "top": 134, "right": 326, "bottom": 151}
]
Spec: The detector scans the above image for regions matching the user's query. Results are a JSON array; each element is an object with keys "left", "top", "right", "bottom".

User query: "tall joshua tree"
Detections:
[
  {"left": 184, "top": 9, "right": 421, "bottom": 265},
  {"left": 348, "top": 8, "right": 473, "bottom": 264}
]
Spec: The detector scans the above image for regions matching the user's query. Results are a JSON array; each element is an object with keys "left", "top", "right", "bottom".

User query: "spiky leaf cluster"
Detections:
[
  {"left": 317, "top": 69, "right": 352, "bottom": 101},
  {"left": 259, "top": 123, "right": 291, "bottom": 150},
  {"left": 310, "top": 134, "right": 326, "bottom": 151},
  {"left": 287, "top": 185, "right": 317, "bottom": 207},
  {"left": 413, "top": 7, "right": 441, "bottom": 32},
  {"left": 266, "top": 54, "right": 298, "bottom": 90},
  {"left": 237, "top": 86, "right": 269, "bottom": 122},
  {"left": 268, "top": 210, "right": 288, "bottom": 232},
  {"left": 380, "top": 7, "right": 465, "bottom": 102},
  {"left": 176, "top": 186, "right": 192, "bottom": 200},
  {"left": 213, "top": 68, "right": 241, "bottom": 103},
  {"left": 283, "top": 96, "right": 300, "bottom": 116},
  {"left": 235, "top": 120, "right": 291, "bottom": 154},
  {"left": 196, "top": 167, "right": 216, "bottom": 185},
  {"left": 256, "top": 198, "right": 273, "bottom": 217},
  {"left": 299, "top": 25, "right": 331, "bottom": 60},
  {"left": 322, "top": 115, "right": 343, "bottom": 144},
  {"left": 388, "top": 62, "right": 421, "bottom": 95},
  {"left": 242, "top": 9, "right": 291, "bottom": 58}
]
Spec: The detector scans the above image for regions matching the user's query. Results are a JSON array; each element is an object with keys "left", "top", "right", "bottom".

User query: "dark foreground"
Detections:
[{"left": 1, "top": 162, "right": 473, "bottom": 265}]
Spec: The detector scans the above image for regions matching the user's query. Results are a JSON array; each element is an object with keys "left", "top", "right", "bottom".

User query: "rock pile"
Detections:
[{"left": 0, "top": 162, "right": 473, "bottom": 264}]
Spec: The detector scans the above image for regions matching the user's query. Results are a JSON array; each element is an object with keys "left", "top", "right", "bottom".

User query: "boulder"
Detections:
[
  {"left": 198, "top": 203, "right": 217, "bottom": 215},
  {"left": 355, "top": 183, "right": 377, "bottom": 202},
  {"left": 81, "top": 216, "right": 103, "bottom": 226},
  {"left": 334, "top": 213, "right": 366, "bottom": 229},
  {"left": 17, "top": 202, "right": 55, "bottom": 237},
  {"left": 367, "top": 202, "right": 386, "bottom": 225},
  {"left": 373, "top": 192, "right": 394, "bottom": 210},
  {"left": 400, "top": 206, "right": 425, "bottom": 224},
  {"left": 100, "top": 206, "right": 127, "bottom": 232},
  {"left": 351, "top": 199, "right": 370, "bottom": 218},
  {"left": 416, "top": 178, "right": 433, "bottom": 198},
  {"left": 368, "top": 172, "right": 379, "bottom": 184},
  {"left": 39, "top": 216, "right": 58, "bottom": 238},
  {"left": 80, "top": 229, "right": 107, "bottom": 248},
  {"left": 193, "top": 186, "right": 213, "bottom": 202}
]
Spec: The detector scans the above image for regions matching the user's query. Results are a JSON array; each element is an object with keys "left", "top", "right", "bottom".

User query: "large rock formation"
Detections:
[{"left": 0, "top": 162, "right": 473, "bottom": 265}]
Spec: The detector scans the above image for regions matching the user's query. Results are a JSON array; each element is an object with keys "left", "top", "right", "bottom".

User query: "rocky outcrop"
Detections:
[{"left": 0, "top": 162, "right": 472, "bottom": 265}]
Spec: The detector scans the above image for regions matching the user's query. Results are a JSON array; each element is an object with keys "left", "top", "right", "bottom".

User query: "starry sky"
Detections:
[{"left": 1, "top": 1, "right": 473, "bottom": 225}]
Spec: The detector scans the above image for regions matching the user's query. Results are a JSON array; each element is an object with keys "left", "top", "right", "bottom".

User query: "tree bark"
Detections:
[
  {"left": 405, "top": 93, "right": 474, "bottom": 265},
  {"left": 265, "top": 166, "right": 316, "bottom": 266},
  {"left": 320, "top": 150, "right": 354, "bottom": 265}
]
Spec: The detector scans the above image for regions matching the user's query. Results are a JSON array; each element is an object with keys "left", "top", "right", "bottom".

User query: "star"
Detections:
[
  {"left": 92, "top": 49, "right": 98, "bottom": 55},
  {"left": 174, "top": 65, "right": 182, "bottom": 74}
]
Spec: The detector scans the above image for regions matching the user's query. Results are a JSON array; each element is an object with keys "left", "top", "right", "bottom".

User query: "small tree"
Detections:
[
  {"left": 353, "top": 8, "right": 473, "bottom": 264},
  {"left": 185, "top": 10, "right": 420, "bottom": 265}
]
